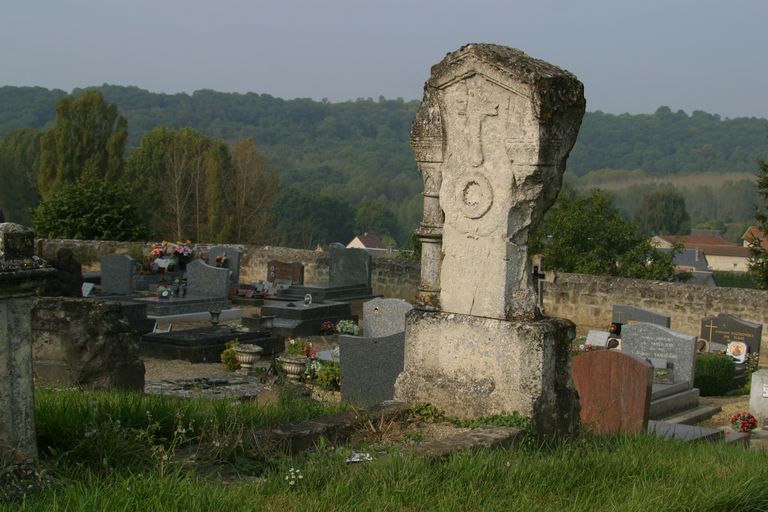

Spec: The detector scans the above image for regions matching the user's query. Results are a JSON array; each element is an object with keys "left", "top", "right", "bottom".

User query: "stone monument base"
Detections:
[{"left": 394, "top": 310, "right": 579, "bottom": 436}]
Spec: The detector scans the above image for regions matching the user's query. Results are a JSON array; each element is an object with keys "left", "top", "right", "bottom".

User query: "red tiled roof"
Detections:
[
  {"left": 743, "top": 226, "right": 768, "bottom": 250},
  {"left": 657, "top": 234, "right": 749, "bottom": 258}
]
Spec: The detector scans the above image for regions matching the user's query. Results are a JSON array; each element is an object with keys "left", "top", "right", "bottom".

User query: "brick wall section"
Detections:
[
  {"left": 540, "top": 272, "right": 768, "bottom": 365},
  {"left": 36, "top": 240, "right": 421, "bottom": 300}
]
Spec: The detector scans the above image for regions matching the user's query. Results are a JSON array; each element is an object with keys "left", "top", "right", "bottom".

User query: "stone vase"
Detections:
[
  {"left": 235, "top": 344, "right": 263, "bottom": 373},
  {"left": 278, "top": 355, "right": 308, "bottom": 380}
]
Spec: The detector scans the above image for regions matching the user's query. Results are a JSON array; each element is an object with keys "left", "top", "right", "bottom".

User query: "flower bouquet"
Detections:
[
  {"left": 149, "top": 241, "right": 193, "bottom": 272},
  {"left": 730, "top": 412, "right": 758, "bottom": 433}
]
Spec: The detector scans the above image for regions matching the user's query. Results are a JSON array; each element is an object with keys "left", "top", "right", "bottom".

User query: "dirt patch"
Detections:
[
  {"left": 143, "top": 358, "right": 230, "bottom": 381},
  {"left": 696, "top": 394, "right": 750, "bottom": 429}
]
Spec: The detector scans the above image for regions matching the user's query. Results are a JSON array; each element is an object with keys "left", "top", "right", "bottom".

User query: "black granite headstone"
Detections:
[{"left": 700, "top": 313, "right": 762, "bottom": 354}]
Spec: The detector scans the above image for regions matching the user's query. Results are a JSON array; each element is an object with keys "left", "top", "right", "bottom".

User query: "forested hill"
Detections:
[
  {"left": 2, "top": 85, "right": 767, "bottom": 177},
  {"left": 1, "top": 84, "right": 767, "bottom": 237}
]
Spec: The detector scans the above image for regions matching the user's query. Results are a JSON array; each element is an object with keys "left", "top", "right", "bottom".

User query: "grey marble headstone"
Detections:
[
  {"left": 339, "top": 332, "right": 405, "bottom": 407},
  {"left": 208, "top": 245, "right": 240, "bottom": 289},
  {"left": 329, "top": 248, "right": 371, "bottom": 287},
  {"left": 700, "top": 313, "right": 762, "bottom": 355},
  {"left": 612, "top": 304, "right": 670, "bottom": 328},
  {"left": 621, "top": 322, "right": 697, "bottom": 387},
  {"left": 585, "top": 330, "right": 610, "bottom": 348},
  {"left": 185, "top": 259, "right": 230, "bottom": 298},
  {"left": 101, "top": 255, "right": 135, "bottom": 295},
  {"left": 363, "top": 297, "right": 413, "bottom": 338}
]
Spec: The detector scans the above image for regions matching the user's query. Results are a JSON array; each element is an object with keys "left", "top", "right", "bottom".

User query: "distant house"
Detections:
[
  {"left": 346, "top": 233, "right": 393, "bottom": 255},
  {"left": 742, "top": 226, "right": 768, "bottom": 251},
  {"left": 652, "top": 231, "right": 750, "bottom": 272}
]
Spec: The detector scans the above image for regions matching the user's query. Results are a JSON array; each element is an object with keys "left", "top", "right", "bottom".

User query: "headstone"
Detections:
[
  {"left": 621, "top": 322, "right": 697, "bottom": 387},
  {"left": 329, "top": 248, "right": 371, "bottom": 287},
  {"left": 185, "top": 259, "right": 230, "bottom": 298},
  {"left": 700, "top": 313, "right": 762, "bottom": 355},
  {"left": 749, "top": 369, "right": 768, "bottom": 423},
  {"left": 612, "top": 304, "right": 671, "bottom": 328},
  {"left": 394, "top": 44, "right": 585, "bottom": 434},
  {"left": 0, "top": 223, "right": 53, "bottom": 461},
  {"left": 585, "top": 330, "right": 610, "bottom": 348},
  {"left": 340, "top": 332, "right": 405, "bottom": 407},
  {"left": 267, "top": 261, "right": 304, "bottom": 285},
  {"left": 572, "top": 350, "right": 654, "bottom": 434},
  {"left": 42, "top": 247, "right": 83, "bottom": 297},
  {"left": 208, "top": 245, "right": 241, "bottom": 290},
  {"left": 100, "top": 255, "right": 135, "bottom": 295},
  {"left": 363, "top": 298, "right": 413, "bottom": 338}
]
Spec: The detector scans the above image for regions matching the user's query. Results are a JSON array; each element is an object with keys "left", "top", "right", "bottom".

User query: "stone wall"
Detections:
[
  {"left": 36, "top": 240, "right": 421, "bottom": 300},
  {"left": 540, "top": 272, "right": 768, "bottom": 365},
  {"left": 32, "top": 297, "right": 145, "bottom": 389}
]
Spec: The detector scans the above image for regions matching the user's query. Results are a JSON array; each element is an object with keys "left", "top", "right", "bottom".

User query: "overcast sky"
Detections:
[{"left": 1, "top": 0, "right": 766, "bottom": 118}]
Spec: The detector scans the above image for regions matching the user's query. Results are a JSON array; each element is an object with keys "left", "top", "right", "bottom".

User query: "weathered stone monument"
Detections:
[
  {"left": 0, "top": 223, "right": 53, "bottom": 460},
  {"left": 394, "top": 44, "right": 585, "bottom": 434}
]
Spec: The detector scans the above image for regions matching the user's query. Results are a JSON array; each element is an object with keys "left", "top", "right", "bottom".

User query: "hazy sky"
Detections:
[{"left": 2, "top": 0, "right": 767, "bottom": 118}]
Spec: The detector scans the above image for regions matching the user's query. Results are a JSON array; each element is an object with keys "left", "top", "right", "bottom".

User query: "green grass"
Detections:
[
  {"left": 7, "top": 436, "right": 768, "bottom": 511},
  {"left": 7, "top": 388, "right": 768, "bottom": 511}
]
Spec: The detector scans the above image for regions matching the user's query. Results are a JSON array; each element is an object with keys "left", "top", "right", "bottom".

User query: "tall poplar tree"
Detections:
[{"left": 38, "top": 90, "right": 127, "bottom": 199}]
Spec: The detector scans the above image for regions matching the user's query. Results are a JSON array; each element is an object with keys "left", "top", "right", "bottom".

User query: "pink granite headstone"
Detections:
[{"left": 572, "top": 350, "right": 654, "bottom": 434}]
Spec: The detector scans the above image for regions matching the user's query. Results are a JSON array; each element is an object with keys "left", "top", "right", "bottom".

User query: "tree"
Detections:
[
  {"left": 0, "top": 128, "right": 41, "bottom": 224},
  {"left": 38, "top": 90, "right": 127, "bottom": 199},
  {"left": 747, "top": 147, "right": 768, "bottom": 288},
  {"left": 271, "top": 185, "right": 355, "bottom": 249},
  {"left": 354, "top": 199, "right": 401, "bottom": 244},
  {"left": 530, "top": 190, "right": 676, "bottom": 280},
  {"left": 634, "top": 185, "right": 691, "bottom": 236},
  {"left": 126, "top": 127, "right": 229, "bottom": 242},
  {"left": 226, "top": 137, "right": 280, "bottom": 244},
  {"left": 33, "top": 176, "right": 149, "bottom": 241}
]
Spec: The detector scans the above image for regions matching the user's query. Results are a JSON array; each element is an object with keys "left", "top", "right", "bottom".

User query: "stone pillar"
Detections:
[
  {"left": 0, "top": 223, "right": 53, "bottom": 460},
  {"left": 395, "top": 44, "right": 585, "bottom": 436},
  {"left": 411, "top": 88, "right": 445, "bottom": 311}
]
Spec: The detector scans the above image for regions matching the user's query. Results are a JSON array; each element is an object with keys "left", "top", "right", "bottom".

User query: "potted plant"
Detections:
[
  {"left": 335, "top": 319, "right": 359, "bottom": 336},
  {"left": 277, "top": 338, "right": 316, "bottom": 380}
]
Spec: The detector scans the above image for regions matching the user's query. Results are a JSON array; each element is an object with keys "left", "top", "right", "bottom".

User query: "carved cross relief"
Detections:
[{"left": 457, "top": 75, "right": 499, "bottom": 168}]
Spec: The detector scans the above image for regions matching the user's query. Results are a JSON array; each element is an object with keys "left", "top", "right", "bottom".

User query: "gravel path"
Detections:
[{"left": 143, "top": 358, "right": 229, "bottom": 381}]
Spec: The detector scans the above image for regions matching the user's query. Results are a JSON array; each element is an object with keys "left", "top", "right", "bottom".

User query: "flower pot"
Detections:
[
  {"left": 278, "top": 355, "right": 308, "bottom": 380},
  {"left": 235, "top": 343, "right": 264, "bottom": 373}
]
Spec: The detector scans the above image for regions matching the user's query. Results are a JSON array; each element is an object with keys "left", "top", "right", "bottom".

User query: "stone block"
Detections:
[
  {"left": 31, "top": 298, "right": 145, "bottom": 390},
  {"left": 329, "top": 248, "right": 371, "bottom": 288},
  {"left": 749, "top": 369, "right": 768, "bottom": 423},
  {"left": 394, "top": 311, "right": 578, "bottom": 436}
]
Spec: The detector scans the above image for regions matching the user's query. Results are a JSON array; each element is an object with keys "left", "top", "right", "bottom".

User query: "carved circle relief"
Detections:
[{"left": 455, "top": 171, "right": 493, "bottom": 219}]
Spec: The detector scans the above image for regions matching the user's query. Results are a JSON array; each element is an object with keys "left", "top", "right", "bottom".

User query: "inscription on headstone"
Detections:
[
  {"left": 267, "top": 260, "right": 304, "bottom": 284},
  {"left": 700, "top": 313, "right": 762, "bottom": 355},
  {"left": 621, "top": 322, "right": 697, "bottom": 387}
]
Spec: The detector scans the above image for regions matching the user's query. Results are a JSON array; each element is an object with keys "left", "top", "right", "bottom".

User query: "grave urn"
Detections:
[
  {"left": 277, "top": 355, "right": 309, "bottom": 380},
  {"left": 235, "top": 343, "right": 263, "bottom": 372}
]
